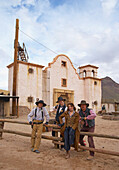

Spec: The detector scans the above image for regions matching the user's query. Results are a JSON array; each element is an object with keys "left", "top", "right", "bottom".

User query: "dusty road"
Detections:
[{"left": 0, "top": 115, "right": 119, "bottom": 170}]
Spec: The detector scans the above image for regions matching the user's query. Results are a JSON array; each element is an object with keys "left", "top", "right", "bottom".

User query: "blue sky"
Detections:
[{"left": 0, "top": 0, "right": 119, "bottom": 89}]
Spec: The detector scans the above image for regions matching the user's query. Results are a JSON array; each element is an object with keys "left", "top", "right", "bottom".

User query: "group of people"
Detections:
[{"left": 28, "top": 97, "right": 96, "bottom": 160}]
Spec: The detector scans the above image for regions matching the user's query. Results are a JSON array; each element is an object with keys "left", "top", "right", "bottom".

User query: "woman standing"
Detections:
[{"left": 59, "top": 103, "right": 79, "bottom": 159}]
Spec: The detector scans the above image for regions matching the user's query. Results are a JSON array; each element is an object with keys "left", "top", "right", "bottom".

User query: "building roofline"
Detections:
[
  {"left": 7, "top": 60, "right": 44, "bottom": 69},
  {"left": 44, "top": 54, "right": 80, "bottom": 79},
  {"left": 80, "top": 77, "right": 102, "bottom": 81},
  {"left": 78, "top": 64, "right": 99, "bottom": 69}
]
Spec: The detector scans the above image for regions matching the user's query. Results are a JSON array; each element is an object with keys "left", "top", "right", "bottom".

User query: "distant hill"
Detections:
[{"left": 101, "top": 76, "right": 119, "bottom": 103}]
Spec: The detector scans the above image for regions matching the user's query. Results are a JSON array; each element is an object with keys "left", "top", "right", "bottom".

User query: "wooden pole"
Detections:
[
  {"left": 53, "top": 141, "right": 119, "bottom": 157},
  {"left": 0, "top": 122, "right": 4, "bottom": 139},
  {"left": 0, "top": 119, "right": 29, "bottom": 125},
  {"left": 80, "top": 131, "right": 119, "bottom": 140},
  {"left": 79, "top": 145, "right": 119, "bottom": 157},
  {"left": 54, "top": 128, "right": 59, "bottom": 148},
  {"left": 12, "top": 19, "right": 19, "bottom": 116},
  {"left": 0, "top": 120, "right": 119, "bottom": 140},
  {"left": 51, "top": 128, "right": 119, "bottom": 140},
  {"left": 0, "top": 129, "right": 62, "bottom": 141},
  {"left": 17, "top": 98, "right": 19, "bottom": 117}
]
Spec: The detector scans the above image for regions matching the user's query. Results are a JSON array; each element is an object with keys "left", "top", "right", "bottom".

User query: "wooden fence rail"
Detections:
[
  {"left": 0, "top": 119, "right": 119, "bottom": 157},
  {"left": 0, "top": 129, "right": 62, "bottom": 141},
  {"left": 0, "top": 119, "right": 119, "bottom": 140},
  {"left": 52, "top": 128, "right": 119, "bottom": 140},
  {"left": 0, "top": 119, "right": 119, "bottom": 139},
  {"left": 53, "top": 141, "right": 119, "bottom": 157}
]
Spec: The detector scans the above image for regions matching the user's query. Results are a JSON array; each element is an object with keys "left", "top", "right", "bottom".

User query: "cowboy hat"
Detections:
[
  {"left": 56, "top": 96, "right": 66, "bottom": 103},
  {"left": 35, "top": 100, "right": 47, "bottom": 107},
  {"left": 78, "top": 100, "right": 89, "bottom": 107}
]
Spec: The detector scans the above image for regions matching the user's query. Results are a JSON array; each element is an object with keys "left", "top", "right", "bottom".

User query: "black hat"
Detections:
[
  {"left": 78, "top": 100, "right": 89, "bottom": 107},
  {"left": 35, "top": 100, "right": 47, "bottom": 107},
  {"left": 56, "top": 96, "right": 66, "bottom": 103}
]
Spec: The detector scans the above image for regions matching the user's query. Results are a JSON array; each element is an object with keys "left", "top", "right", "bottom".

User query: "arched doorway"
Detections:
[{"left": 53, "top": 88, "right": 74, "bottom": 106}]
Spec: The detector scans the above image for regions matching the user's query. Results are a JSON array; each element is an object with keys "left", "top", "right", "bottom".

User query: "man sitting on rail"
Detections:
[
  {"left": 28, "top": 100, "right": 49, "bottom": 153},
  {"left": 78, "top": 100, "right": 96, "bottom": 160}
]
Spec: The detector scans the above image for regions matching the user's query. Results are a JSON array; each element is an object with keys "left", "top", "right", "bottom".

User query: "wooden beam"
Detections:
[
  {"left": 17, "top": 97, "right": 19, "bottom": 117},
  {"left": 80, "top": 132, "right": 119, "bottom": 140},
  {"left": 0, "top": 129, "right": 62, "bottom": 141},
  {"left": 52, "top": 128, "right": 119, "bottom": 140},
  {"left": 53, "top": 141, "right": 119, "bottom": 157},
  {"left": 79, "top": 145, "right": 119, "bottom": 157},
  {"left": 12, "top": 19, "right": 19, "bottom": 116},
  {"left": 52, "top": 129, "right": 60, "bottom": 132},
  {"left": 53, "top": 141, "right": 64, "bottom": 146},
  {"left": 0, "top": 119, "right": 60, "bottom": 128},
  {"left": 0, "top": 122, "right": 4, "bottom": 139},
  {"left": 0, "top": 119, "right": 29, "bottom": 125},
  {"left": 0, "top": 120, "right": 119, "bottom": 140}
]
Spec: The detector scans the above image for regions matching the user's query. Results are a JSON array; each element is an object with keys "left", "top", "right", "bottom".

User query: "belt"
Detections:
[
  {"left": 33, "top": 122, "right": 43, "bottom": 124},
  {"left": 33, "top": 120, "right": 43, "bottom": 124}
]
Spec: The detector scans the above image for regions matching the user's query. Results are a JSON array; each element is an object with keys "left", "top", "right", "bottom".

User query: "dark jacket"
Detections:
[
  {"left": 55, "top": 104, "right": 66, "bottom": 123},
  {"left": 79, "top": 108, "right": 95, "bottom": 127}
]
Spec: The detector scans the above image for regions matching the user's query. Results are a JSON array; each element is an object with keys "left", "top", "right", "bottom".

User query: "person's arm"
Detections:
[
  {"left": 43, "top": 107, "right": 50, "bottom": 123},
  {"left": 27, "top": 109, "right": 34, "bottom": 123},
  {"left": 87, "top": 110, "right": 96, "bottom": 120},
  {"left": 72, "top": 113, "right": 79, "bottom": 130},
  {"left": 59, "top": 112, "right": 65, "bottom": 124}
]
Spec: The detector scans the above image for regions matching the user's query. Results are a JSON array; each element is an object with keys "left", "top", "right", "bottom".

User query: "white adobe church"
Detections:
[{"left": 7, "top": 54, "right": 101, "bottom": 113}]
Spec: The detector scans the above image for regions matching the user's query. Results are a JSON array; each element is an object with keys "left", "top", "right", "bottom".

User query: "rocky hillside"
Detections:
[{"left": 101, "top": 76, "right": 119, "bottom": 102}]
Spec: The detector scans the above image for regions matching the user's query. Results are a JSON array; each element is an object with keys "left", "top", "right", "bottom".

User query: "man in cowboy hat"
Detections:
[
  {"left": 28, "top": 100, "right": 49, "bottom": 153},
  {"left": 78, "top": 100, "right": 96, "bottom": 160},
  {"left": 52, "top": 96, "right": 67, "bottom": 149}
]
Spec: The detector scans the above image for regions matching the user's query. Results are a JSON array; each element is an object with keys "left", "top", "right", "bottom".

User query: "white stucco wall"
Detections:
[
  {"left": 84, "top": 78, "right": 102, "bottom": 113},
  {"left": 8, "top": 63, "right": 43, "bottom": 110},
  {"left": 102, "top": 103, "right": 115, "bottom": 113},
  {"left": 46, "top": 55, "right": 84, "bottom": 110},
  {"left": 17, "top": 63, "right": 42, "bottom": 110},
  {"left": 7, "top": 55, "right": 102, "bottom": 113},
  {"left": 80, "top": 66, "right": 98, "bottom": 78},
  {"left": 46, "top": 56, "right": 101, "bottom": 113},
  {"left": 8, "top": 66, "right": 13, "bottom": 95}
]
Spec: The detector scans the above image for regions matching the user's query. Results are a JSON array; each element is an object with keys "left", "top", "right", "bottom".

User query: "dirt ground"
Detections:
[{"left": 0, "top": 115, "right": 119, "bottom": 170}]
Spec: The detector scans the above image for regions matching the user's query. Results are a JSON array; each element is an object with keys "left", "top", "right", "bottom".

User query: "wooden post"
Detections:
[
  {"left": 0, "top": 122, "right": 4, "bottom": 139},
  {"left": 53, "top": 128, "right": 59, "bottom": 148},
  {"left": 12, "top": 19, "right": 19, "bottom": 116},
  {"left": 17, "top": 97, "right": 19, "bottom": 117}
]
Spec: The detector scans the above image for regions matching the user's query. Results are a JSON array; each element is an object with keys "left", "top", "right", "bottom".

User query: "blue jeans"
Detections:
[{"left": 64, "top": 127, "right": 75, "bottom": 151}]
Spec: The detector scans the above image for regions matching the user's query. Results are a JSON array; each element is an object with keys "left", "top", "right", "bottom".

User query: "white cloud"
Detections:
[
  {"left": 0, "top": 0, "right": 119, "bottom": 91},
  {"left": 101, "top": 0, "right": 118, "bottom": 16}
]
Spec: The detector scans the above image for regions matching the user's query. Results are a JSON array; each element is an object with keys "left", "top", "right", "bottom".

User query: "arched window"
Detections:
[
  {"left": 92, "top": 70, "right": 95, "bottom": 77},
  {"left": 83, "top": 70, "right": 86, "bottom": 77}
]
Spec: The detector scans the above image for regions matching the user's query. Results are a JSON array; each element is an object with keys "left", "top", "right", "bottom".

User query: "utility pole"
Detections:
[{"left": 12, "top": 19, "right": 19, "bottom": 116}]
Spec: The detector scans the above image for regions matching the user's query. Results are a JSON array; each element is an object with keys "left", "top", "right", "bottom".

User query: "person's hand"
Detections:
[
  {"left": 44, "top": 122, "right": 48, "bottom": 126},
  {"left": 84, "top": 117, "right": 87, "bottom": 120},
  {"left": 79, "top": 116, "right": 81, "bottom": 120},
  {"left": 29, "top": 121, "right": 33, "bottom": 125},
  {"left": 57, "top": 125, "right": 61, "bottom": 128},
  {"left": 58, "top": 123, "right": 64, "bottom": 128}
]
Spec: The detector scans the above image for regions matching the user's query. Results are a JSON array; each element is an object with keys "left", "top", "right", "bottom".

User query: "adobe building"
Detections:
[{"left": 7, "top": 54, "right": 102, "bottom": 113}]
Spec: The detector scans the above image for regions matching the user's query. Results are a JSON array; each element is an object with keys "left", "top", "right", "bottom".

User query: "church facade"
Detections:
[{"left": 7, "top": 54, "right": 101, "bottom": 113}]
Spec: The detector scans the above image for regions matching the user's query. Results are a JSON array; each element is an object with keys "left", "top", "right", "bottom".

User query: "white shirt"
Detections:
[
  {"left": 28, "top": 107, "right": 49, "bottom": 122},
  {"left": 53, "top": 105, "right": 67, "bottom": 123}
]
